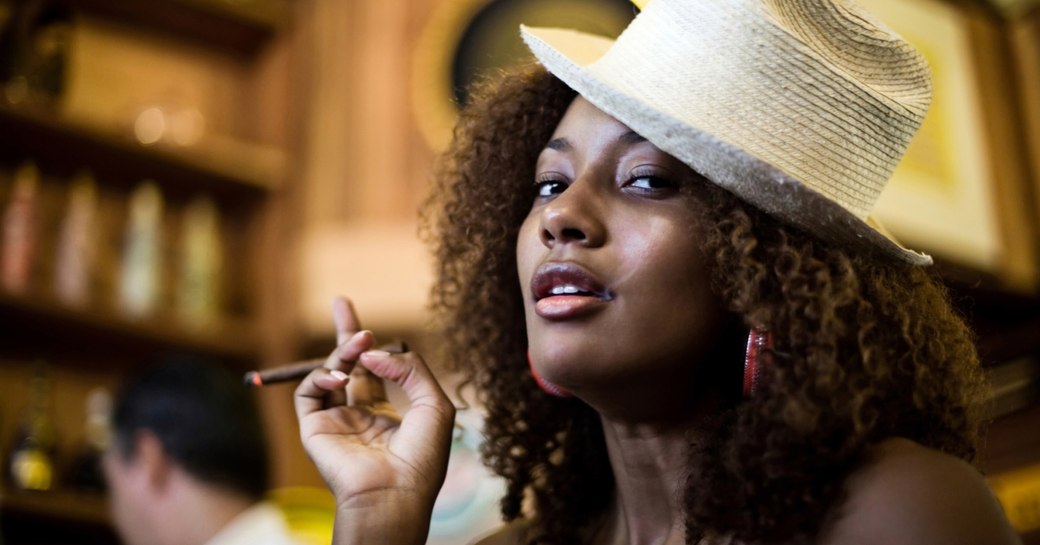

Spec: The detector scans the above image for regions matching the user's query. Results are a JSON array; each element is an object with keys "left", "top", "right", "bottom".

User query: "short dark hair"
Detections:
[{"left": 111, "top": 357, "right": 270, "bottom": 500}]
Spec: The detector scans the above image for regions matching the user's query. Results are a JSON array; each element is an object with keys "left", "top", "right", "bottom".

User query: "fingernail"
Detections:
[
  {"left": 362, "top": 350, "right": 390, "bottom": 358},
  {"left": 330, "top": 370, "right": 349, "bottom": 380},
  {"left": 351, "top": 330, "right": 372, "bottom": 341}
]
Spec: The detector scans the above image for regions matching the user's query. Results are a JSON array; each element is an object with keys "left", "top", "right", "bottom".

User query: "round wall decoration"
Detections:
[{"left": 413, "top": 0, "right": 636, "bottom": 150}]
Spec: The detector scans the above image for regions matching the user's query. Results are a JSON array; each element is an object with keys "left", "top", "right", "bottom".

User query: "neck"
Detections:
[
  {"left": 577, "top": 324, "right": 744, "bottom": 545},
  {"left": 595, "top": 415, "right": 699, "bottom": 545},
  {"left": 157, "top": 471, "right": 255, "bottom": 545},
  {"left": 589, "top": 367, "right": 729, "bottom": 545}
]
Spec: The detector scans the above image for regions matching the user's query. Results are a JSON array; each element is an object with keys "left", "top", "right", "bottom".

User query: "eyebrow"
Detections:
[
  {"left": 618, "top": 131, "right": 647, "bottom": 145},
  {"left": 545, "top": 137, "right": 571, "bottom": 151},
  {"left": 543, "top": 131, "right": 647, "bottom": 152}
]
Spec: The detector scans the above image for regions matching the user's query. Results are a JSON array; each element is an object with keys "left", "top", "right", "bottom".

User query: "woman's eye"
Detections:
[
  {"left": 535, "top": 180, "right": 567, "bottom": 198},
  {"left": 627, "top": 175, "right": 674, "bottom": 191}
]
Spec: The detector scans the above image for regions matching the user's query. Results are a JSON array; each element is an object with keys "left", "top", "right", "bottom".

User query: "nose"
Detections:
[{"left": 539, "top": 180, "right": 606, "bottom": 249}]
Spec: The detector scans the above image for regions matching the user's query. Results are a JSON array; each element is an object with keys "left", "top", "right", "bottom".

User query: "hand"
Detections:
[{"left": 294, "top": 296, "right": 456, "bottom": 544}]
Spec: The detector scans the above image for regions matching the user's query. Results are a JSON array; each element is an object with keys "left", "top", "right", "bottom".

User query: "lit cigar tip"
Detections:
[{"left": 244, "top": 372, "right": 263, "bottom": 387}]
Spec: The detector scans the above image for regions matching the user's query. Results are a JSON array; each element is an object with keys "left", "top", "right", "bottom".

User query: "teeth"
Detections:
[{"left": 550, "top": 285, "right": 584, "bottom": 295}]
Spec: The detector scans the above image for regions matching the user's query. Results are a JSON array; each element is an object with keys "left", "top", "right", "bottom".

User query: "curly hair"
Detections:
[{"left": 422, "top": 64, "right": 987, "bottom": 544}]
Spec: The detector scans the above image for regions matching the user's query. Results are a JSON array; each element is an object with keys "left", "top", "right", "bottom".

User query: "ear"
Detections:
[{"left": 133, "top": 430, "right": 173, "bottom": 492}]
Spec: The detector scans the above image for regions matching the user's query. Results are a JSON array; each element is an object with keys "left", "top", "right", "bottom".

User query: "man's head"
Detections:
[{"left": 102, "top": 358, "right": 270, "bottom": 545}]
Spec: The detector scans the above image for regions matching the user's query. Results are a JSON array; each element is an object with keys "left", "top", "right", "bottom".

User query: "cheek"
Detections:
[
  {"left": 515, "top": 216, "right": 541, "bottom": 298},
  {"left": 620, "top": 223, "right": 719, "bottom": 326},
  {"left": 101, "top": 456, "right": 138, "bottom": 513},
  {"left": 625, "top": 218, "right": 708, "bottom": 284},
  {"left": 103, "top": 467, "right": 127, "bottom": 507}
]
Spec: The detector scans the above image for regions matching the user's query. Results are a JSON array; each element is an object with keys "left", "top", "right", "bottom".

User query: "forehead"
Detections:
[
  {"left": 550, "top": 96, "right": 634, "bottom": 140},
  {"left": 541, "top": 96, "right": 693, "bottom": 174}
]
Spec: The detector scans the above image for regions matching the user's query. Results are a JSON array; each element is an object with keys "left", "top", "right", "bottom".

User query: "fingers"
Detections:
[
  {"left": 295, "top": 330, "right": 376, "bottom": 417},
  {"left": 324, "top": 330, "right": 376, "bottom": 373},
  {"left": 355, "top": 351, "right": 456, "bottom": 458},
  {"left": 332, "top": 296, "right": 361, "bottom": 345},
  {"left": 347, "top": 363, "right": 389, "bottom": 406},
  {"left": 295, "top": 367, "right": 349, "bottom": 419}
]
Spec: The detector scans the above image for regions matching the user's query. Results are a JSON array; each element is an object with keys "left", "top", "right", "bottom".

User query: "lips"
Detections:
[
  {"left": 531, "top": 262, "right": 612, "bottom": 319},
  {"left": 531, "top": 262, "right": 611, "bottom": 301}
]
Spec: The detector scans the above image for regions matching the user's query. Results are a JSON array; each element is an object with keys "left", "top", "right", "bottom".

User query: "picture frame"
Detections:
[
  {"left": 862, "top": 0, "right": 1039, "bottom": 292},
  {"left": 1009, "top": 7, "right": 1040, "bottom": 274}
]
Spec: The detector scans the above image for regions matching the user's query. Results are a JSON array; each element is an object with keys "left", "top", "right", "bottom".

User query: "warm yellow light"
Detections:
[
  {"left": 631, "top": 0, "right": 651, "bottom": 9},
  {"left": 134, "top": 107, "right": 166, "bottom": 145}
]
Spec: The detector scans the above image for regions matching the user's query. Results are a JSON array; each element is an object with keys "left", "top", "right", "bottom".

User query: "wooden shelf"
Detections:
[
  {"left": 0, "top": 486, "right": 109, "bottom": 527},
  {"left": 0, "top": 0, "right": 302, "bottom": 542},
  {"left": 0, "top": 104, "right": 283, "bottom": 205},
  {"left": 0, "top": 291, "right": 260, "bottom": 366},
  {"left": 0, "top": 485, "right": 119, "bottom": 544},
  {"left": 66, "top": 0, "right": 286, "bottom": 57}
]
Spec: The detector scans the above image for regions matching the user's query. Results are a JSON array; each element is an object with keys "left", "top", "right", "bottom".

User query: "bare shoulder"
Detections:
[
  {"left": 470, "top": 518, "right": 534, "bottom": 545},
  {"left": 818, "top": 437, "right": 1021, "bottom": 545}
]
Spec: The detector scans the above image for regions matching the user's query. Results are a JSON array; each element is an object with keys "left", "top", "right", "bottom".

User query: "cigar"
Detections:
[{"left": 244, "top": 340, "right": 409, "bottom": 387}]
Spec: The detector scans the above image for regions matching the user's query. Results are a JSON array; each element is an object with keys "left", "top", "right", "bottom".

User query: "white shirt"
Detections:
[{"left": 205, "top": 502, "right": 303, "bottom": 545}]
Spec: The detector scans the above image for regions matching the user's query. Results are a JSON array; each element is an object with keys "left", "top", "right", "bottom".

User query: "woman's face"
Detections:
[{"left": 516, "top": 97, "right": 730, "bottom": 413}]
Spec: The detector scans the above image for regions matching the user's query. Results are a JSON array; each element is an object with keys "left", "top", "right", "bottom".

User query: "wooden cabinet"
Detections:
[
  {"left": 0, "top": 103, "right": 276, "bottom": 366},
  {"left": 0, "top": 1, "right": 304, "bottom": 543}
]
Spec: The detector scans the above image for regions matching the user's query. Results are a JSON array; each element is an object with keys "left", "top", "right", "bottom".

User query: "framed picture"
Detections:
[
  {"left": 1009, "top": 7, "right": 1040, "bottom": 272},
  {"left": 862, "top": 0, "right": 1039, "bottom": 292}
]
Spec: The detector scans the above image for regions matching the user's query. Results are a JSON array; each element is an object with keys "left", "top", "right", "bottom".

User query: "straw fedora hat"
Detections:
[{"left": 520, "top": 0, "right": 933, "bottom": 265}]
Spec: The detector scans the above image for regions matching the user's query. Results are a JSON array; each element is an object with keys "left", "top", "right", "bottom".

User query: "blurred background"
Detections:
[{"left": 0, "top": 0, "right": 1037, "bottom": 543}]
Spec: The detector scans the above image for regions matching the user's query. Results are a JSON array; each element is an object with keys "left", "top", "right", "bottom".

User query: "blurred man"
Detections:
[{"left": 102, "top": 358, "right": 300, "bottom": 545}]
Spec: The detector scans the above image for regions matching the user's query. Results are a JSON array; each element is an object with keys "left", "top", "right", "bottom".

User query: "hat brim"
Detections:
[{"left": 521, "top": 25, "right": 932, "bottom": 266}]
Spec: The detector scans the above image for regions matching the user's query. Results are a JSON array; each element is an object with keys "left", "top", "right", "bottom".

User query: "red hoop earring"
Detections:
[
  {"left": 743, "top": 328, "right": 773, "bottom": 397},
  {"left": 528, "top": 351, "right": 573, "bottom": 398}
]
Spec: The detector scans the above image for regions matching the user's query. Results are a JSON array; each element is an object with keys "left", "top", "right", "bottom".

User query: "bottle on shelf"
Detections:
[
  {"left": 1, "top": 0, "right": 73, "bottom": 109},
  {"left": 54, "top": 170, "right": 98, "bottom": 307},
  {"left": 5, "top": 360, "right": 57, "bottom": 492},
  {"left": 178, "top": 195, "right": 223, "bottom": 327},
  {"left": 1, "top": 161, "right": 39, "bottom": 293},
  {"left": 65, "top": 386, "right": 112, "bottom": 492},
  {"left": 118, "top": 180, "right": 164, "bottom": 319}
]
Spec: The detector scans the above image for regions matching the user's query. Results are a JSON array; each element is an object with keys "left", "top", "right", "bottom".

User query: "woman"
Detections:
[{"left": 294, "top": 0, "right": 1021, "bottom": 543}]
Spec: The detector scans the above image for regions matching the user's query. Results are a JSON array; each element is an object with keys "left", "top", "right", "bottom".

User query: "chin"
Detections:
[{"left": 532, "top": 347, "right": 623, "bottom": 392}]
